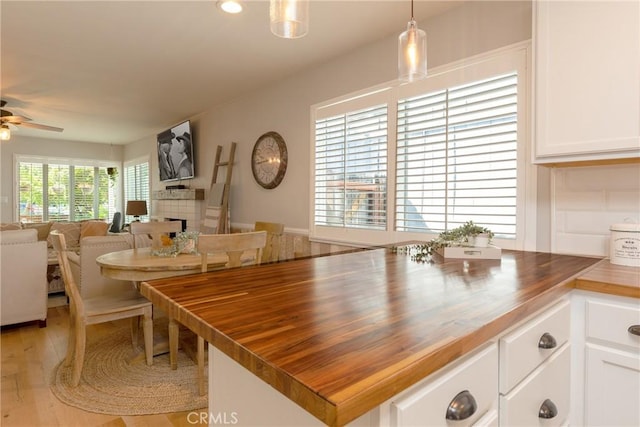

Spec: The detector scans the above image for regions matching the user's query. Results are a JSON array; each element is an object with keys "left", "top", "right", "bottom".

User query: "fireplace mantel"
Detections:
[
  {"left": 152, "top": 189, "right": 205, "bottom": 232},
  {"left": 152, "top": 189, "right": 205, "bottom": 200}
]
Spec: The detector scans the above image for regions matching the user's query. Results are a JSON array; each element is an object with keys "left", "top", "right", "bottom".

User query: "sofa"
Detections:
[
  {"left": 1, "top": 219, "right": 115, "bottom": 293},
  {"left": 0, "top": 229, "right": 48, "bottom": 327}
]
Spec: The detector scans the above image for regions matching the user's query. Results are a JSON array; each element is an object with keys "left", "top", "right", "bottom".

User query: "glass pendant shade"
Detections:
[
  {"left": 0, "top": 125, "right": 10, "bottom": 141},
  {"left": 270, "top": 0, "right": 309, "bottom": 39},
  {"left": 398, "top": 19, "right": 427, "bottom": 82}
]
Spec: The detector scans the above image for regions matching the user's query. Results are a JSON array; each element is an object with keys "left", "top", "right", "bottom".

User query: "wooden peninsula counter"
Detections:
[{"left": 140, "top": 248, "right": 603, "bottom": 426}]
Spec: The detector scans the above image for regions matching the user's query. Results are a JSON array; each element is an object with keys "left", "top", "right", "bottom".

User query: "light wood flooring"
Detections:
[{"left": 1, "top": 301, "right": 208, "bottom": 427}]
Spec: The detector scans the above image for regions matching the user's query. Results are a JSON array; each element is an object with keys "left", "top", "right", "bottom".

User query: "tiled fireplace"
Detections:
[{"left": 151, "top": 189, "right": 205, "bottom": 232}]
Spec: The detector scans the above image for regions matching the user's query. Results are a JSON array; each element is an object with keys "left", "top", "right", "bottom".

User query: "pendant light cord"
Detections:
[{"left": 411, "top": 0, "right": 414, "bottom": 20}]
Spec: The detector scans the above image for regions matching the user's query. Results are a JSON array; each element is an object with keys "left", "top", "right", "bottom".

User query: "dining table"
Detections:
[
  {"left": 96, "top": 246, "right": 230, "bottom": 368},
  {"left": 95, "top": 246, "right": 229, "bottom": 282}
]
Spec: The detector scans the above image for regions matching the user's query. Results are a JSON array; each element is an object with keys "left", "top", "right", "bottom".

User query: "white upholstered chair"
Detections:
[{"left": 50, "top": 230, "right": 154, "bottom": 386}]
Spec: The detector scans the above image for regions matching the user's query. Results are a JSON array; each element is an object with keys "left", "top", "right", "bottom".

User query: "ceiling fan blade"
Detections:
[
  {"left": 19, "top": 122, "right": 64, "bottom": 132},
  {"left": 1, "top": 114, "right": 32, "bottom": 123}
]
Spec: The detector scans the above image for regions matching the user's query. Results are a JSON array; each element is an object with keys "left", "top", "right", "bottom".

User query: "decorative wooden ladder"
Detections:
[{"left": 205, "top": 142, "right": 236, "bottom": 234}]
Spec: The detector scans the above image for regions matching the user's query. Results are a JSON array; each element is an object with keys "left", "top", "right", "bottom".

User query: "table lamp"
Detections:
[{"left": 126, "top": 200, "right": 147, "bottom": 222}]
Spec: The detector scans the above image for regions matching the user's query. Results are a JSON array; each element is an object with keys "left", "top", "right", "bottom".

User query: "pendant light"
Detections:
[
  {"left": 398, "top": 0, "right": 427, "bottom": 82},
  {"left": 0, "top": 124, "right": 10, "bottom": 141},
  {"left": 270, "top": 0, "right": 309, "bottom": 39}
]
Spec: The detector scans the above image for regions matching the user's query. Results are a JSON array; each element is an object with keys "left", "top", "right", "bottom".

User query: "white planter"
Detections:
[{"left": 469, "top": 234, "right": 490, "bottom": 248}]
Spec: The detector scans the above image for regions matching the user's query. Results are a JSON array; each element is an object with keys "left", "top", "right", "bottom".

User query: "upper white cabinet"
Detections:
[{"left": 533, "top": 0, "right": 640, "bottom": 164}]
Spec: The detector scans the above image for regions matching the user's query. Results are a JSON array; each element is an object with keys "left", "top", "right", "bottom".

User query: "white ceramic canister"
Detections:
[{"left": 609, "top": 223, "right": 640, "bottom": 267}]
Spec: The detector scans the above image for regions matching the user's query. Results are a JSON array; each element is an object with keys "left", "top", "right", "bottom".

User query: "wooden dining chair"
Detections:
[
  {"left": 129, "top": 220, "right": 182, "bottom": 249},
  {"left": 189, "top": 230, "right": 267, "bottom": 395},
  {"left": 50, "top": 230, "right": 154, "bottom": 387},
  {"left": 254, "top": 221, "right": 284, "bottom": 263}
]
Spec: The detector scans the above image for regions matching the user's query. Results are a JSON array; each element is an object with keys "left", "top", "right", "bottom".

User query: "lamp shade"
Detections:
[
  {"left": 126, "top": 200, "right": 147, "bottom": 217},
  {"left": 270, "top": 0, "right": 309, "bottom": 39}
]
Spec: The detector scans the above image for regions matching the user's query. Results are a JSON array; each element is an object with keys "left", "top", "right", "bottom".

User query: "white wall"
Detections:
[{"left": 125, "top": 0, "right": 533, "bottom": 232}]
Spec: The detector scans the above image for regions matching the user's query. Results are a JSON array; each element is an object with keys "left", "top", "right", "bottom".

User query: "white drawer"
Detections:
[
  {"left": 391, "top": 343, "right": 498, "bottom": 427},
  {"left": 500, "top": 343, "right": 570, "bottom": 427},
  {"left": 586, "top": 298, "right": 640, "bottom": 350},
  {"left": 499, "top": 300, "right": 570, "bottom": 392}
]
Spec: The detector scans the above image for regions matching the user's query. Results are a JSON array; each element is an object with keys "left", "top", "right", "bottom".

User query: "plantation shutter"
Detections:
[
  {"left": 47, "top": 164, "right": 72, "bottom": 221},
  {"left": 396, "top": 72, "right": 518, "bottom": 238},
  {"left": 314, "top": 104, "right": 388, "bottom": 230},
  {"left": 18, "top": 162, "right": 44, "bottom": 222},
  {"left": 124, "top": 160, "right": 150, "bottom": 222}
]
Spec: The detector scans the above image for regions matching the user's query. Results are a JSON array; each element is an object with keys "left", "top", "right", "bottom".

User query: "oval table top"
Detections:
[{"left": 96, "top": 247, "right": 228, "bottom": 281}]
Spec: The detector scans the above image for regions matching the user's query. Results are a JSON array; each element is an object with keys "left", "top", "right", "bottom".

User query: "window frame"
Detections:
[
  {"left": 310, "top": 42, "right": 536, "bottom": 250},
  {"left": 14, "top": 154, "right": 119, "bottom": 223}
]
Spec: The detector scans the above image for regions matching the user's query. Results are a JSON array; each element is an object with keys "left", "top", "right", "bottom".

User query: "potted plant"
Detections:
[
  {"left": 394, "top": 221, "right": 494, "bottom": 262},
  {"left": 107, "top": 167, "right": 118, "bottom": 187}
]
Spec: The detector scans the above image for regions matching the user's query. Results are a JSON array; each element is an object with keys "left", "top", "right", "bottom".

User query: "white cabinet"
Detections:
[
  {"left": 573, "top": 292, "right": 640, "bottom": 427},
  {"left": 500, "top": 343, "right": 570, "bottom": 427},
  {"left": 585, "top": 345, "right": 640, "bottom": 426},
  {"left": 390, "top": 343, "right": 499, "bottom": 427},
  {"left": 389, "top": 301, "right": 572, "bottom": 427},
  {"left": 499, "top": 300, "right": 571, "bottom": 426},
  {"left": 534, "top": 0, "right": 640, "bottom": 164}
]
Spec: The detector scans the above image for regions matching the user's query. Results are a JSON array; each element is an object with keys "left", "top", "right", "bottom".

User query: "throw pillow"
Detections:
[
  {"left": 22, "top": 221, "right": 53, "bottom": 241},
  {"left": 0, "top": 222, "right": 22, "bottom": 231},
  {"left": 80, "top": 220, "right": 108, "bottom": 239},
  {"left": 48, "top": 222, "right": 82, "bottom": 249}
]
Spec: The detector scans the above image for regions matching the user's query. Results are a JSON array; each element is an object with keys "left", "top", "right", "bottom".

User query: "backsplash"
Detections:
[{"left": 552, "top": 163, "right": 640, "bottom": 257}]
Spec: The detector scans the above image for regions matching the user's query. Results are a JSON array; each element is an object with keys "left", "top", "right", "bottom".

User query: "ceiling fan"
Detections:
[{"left": 1, "top": 99, "right": 64, "bottom": 140}]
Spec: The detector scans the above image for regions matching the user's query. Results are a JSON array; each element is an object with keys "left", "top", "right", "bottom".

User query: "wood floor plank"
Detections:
[{"left": 1, "top": 304, "right": 208, "bottom": 427}]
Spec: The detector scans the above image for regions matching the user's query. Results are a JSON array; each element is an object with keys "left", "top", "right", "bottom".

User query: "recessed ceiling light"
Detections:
[{"left": 217, "top": 0, "right": 243, "bottom": 14}]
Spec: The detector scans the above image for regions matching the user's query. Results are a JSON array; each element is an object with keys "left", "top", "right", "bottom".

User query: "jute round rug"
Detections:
[{"left": 50, "top": 323, "right": 207, "bottom": 415}]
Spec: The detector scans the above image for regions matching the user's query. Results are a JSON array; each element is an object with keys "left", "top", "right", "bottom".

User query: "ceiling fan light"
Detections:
[
  {"left": 217, "top": 0, "right": 243, "bottom": 14},
  {"left": 398, "top": 1, "right": 427, "bottom": 82},
  {"left": 270, "top": 0, "right": 309, "bottom": 39},
  {"left": 0, "top": 125, "right": 10, "bottom": 141}
]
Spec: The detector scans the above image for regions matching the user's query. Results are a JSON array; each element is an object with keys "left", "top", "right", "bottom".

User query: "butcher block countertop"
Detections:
[
  {"left": 140, "top": 249, "right": 623, "bottom": 426},
  {"left": 575, "top": 258, "right": 640, "bottom": 298}
]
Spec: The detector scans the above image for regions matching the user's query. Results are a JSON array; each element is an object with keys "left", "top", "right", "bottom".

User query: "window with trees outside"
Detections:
[
  {"left": 311, "top": 45, "right": 532, "bottom": 250},
  {"left": 16, "top": 156, "right": 118, "bottom": 223}
]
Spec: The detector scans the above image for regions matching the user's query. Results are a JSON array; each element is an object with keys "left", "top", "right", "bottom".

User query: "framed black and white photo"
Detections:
[{"left": 157, "top": 120, "right": 195, "bottom": 182}]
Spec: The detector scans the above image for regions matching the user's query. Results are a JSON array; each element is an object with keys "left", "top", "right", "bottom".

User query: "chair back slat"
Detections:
[
  {"left": 130, "top": 221, "right": 183, "bottom": 249},
  {"left": 49, "top": 231, "right": 85, "bottom": 318},
  {"left": 197, "top": 231, "right": 267, "bottom": 272},
  {"left": 254, "top": 221, "right": 284, "bottom": 263}
]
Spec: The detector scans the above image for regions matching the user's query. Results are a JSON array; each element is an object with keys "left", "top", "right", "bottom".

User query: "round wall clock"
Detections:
[{"left": 251, "top": 131, "right": 288, "bottom": 189}]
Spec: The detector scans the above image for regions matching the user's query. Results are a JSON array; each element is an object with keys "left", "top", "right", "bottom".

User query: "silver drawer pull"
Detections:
[
  {"left": 539, "top": 399, "right": 558, "bottom": 419},
  {"left": 445, "top": 390, "right": 477, "bottom": 421},
  {"left": 538, "top": 332, "right": 557, "bottom": 349},
  {"left": 629, "top": 325, "right": 640, "bottom": 336}
]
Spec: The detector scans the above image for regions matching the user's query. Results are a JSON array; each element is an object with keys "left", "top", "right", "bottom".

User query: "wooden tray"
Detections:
[{"left": 436, "top": 244, "right": 502, "bottom": 260}]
